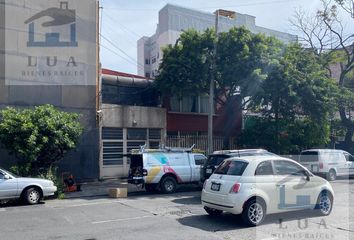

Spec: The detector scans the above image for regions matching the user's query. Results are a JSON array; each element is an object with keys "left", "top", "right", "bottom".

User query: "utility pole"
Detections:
[
  {"left": 208, "top": 10, "right": 219, "bottom": 155},
  {"left": 208, "top": 9, "right": 236, "bottom": 154}
]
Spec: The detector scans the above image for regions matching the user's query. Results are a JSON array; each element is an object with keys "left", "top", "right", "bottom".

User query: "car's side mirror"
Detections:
[
  {"left": 303, "top": 171, "right": 310, "bottom": 181},
  {"left": 3, "top": 175, "right": 10, "bottom": 180}
]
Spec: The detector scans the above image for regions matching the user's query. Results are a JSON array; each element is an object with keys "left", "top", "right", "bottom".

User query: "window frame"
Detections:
[
  {"left": 254, "top": 160, "right": 275, "bottom": 176},
  {"left": 214, "top": 160, "right": 248, "bottom": 176},
  {"left": 273, "top": 160, "right": 308, "bottom": 177},
  {"left": 344, "top": 152, "right": 354, "bottom": 162},
  {"left": 194, "top": 155, "right": 207, "bottom": 166}
]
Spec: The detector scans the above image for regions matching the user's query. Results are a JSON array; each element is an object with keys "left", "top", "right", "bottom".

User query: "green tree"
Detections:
[
  {"left": 291, "top": 0, "right": 354, "bottom": 150},
  {"left": 247, "top": 44, "right": 338, "bottom": 153},
  {"left": 155, "top": 27, "right": 283, "bottom": 107},
  {"left": 0, "top": 105, "right": 83, "bottom": 176}
]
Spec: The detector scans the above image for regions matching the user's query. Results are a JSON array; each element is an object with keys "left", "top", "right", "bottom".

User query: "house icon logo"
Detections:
[{"left": 24, "top": 1, "right": 78, "bottom": 47}]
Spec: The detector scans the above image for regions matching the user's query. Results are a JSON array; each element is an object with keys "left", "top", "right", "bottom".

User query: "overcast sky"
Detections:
[{"left": 100, "top": 0, "right": 352, "bottom": 75}]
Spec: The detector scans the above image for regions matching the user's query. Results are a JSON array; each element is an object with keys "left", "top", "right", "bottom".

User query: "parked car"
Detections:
[
  {"left": 299, "top": 149, "right": 354, "bottom": 181},
  {"left": 0, "top": 168, "right": 57, "bottom": 204},
  {"left": 201, "top": 156, "right": 334, "bottom": 226},
  {"left": 127, "top": 147, "right": 207, "bottom": 193},
  {"left": 201, "top": 149, "right": 277, "bottom": 181}
]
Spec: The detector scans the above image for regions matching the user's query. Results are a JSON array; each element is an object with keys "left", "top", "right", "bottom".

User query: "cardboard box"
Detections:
[{"left": 109, "top": 188, "right": 128, "bottom": 198}]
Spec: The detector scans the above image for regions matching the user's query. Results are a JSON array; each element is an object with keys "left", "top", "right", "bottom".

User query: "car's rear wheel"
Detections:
[
  {"left": 242, "top": 199, "right": 266, "bottom": 227},
  {"left": 204, "top": 206, "right": 222, "bottom": 216},
  {"left": 315, "top": 191, "right": 333, "bottom": 216},
  {"left": 160, "top": 176, "right": 177, "bottom": 194},
  {"left": 327, "top": 169, "right": 336, "bottom": 181},
  {"left": 24, "top": 187, "right": 41, "bottom": 205}
]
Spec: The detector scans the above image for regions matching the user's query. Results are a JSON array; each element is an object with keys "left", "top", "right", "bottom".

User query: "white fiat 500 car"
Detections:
[
  {"left": 0, "top": 168, "right": 57, "bottom": 205},
  {"left": 201, "top": 156, "right": 334, "bottom": 226}
]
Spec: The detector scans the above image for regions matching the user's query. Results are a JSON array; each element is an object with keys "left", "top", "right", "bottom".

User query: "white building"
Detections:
[{"left": 137, "top": 4, "right": 297, "bottom": 77}]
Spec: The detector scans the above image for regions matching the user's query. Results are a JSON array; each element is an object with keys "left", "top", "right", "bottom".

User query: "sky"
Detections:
[{"left": 99, "top": 0, "right": 352, "bottom": 75}]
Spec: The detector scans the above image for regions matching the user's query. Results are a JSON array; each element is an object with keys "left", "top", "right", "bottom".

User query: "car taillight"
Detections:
[
  {"left": 230, "top": 183, "right": 241, "bottom": 193},
  {"left": 319, "top": 162, "right": 324, "bottom": 169}
]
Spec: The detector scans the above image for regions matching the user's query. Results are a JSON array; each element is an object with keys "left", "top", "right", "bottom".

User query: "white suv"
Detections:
[{"left": 201, "top": 156, "right": 334, "bottom": 226}]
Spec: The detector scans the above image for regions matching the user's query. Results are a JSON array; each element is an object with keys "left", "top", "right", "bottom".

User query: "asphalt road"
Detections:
[{"left": 1, "top": 179, "right": 354, "bottom": 240}]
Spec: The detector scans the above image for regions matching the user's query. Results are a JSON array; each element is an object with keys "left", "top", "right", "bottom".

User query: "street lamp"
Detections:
[{"left": 208, "top": 9, "right": 236, "bottom": 154}]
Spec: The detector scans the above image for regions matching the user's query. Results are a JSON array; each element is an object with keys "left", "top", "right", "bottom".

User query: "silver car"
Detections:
[{"left": 0, "top": 168, "right": 57, "bottom": 204}]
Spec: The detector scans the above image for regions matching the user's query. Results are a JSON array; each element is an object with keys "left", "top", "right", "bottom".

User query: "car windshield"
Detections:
[
  {"left": 214, "top": 160, "right": 248, "bottom": 176},
  {"left": 1, "top": 169, "right": 18, "bottom": 178}
]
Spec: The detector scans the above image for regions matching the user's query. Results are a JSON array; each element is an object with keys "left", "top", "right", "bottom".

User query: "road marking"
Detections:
[
  {"left": 52, "top": 200, "right": 120, "bottom": 209},
  {"left": 92, "top": 215, "right": 152, "bottom": 224}
]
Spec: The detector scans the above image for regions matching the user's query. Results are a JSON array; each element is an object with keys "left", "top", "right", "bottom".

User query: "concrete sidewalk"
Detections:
[{"left": 63, "top": 179, "right": 145, "bottom": 199}]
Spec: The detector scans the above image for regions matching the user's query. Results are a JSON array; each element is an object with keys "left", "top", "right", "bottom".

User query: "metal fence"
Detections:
[{"left": 166, "top": 135, "right": 237, "bottom": 153}]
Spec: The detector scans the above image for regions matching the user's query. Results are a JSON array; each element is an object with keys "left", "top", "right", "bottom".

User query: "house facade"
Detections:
[{"left": 99, "top": 69, "right": 166, "bottom": 178}]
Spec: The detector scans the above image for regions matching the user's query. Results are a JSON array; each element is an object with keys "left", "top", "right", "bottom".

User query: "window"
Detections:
[
  {"left": 207, "top": 155, "right": 230, "bottom": 166},
  {"left": 169, "top": 95, "right": 213, "bottom": 113},
  {"left": 103, "top": 142, "right": 123, "bottom": 165},
  {"left": 145, "top": 72, "right": 150, "bottom": 78},
  {"left": 194, "top": 155, "right": 207, "bottom": 165},
  {"left": 255, "top": 161, "right": 274, "bottom": 175},
  {"left": 151, "top": 57, "right": 156, "bottom": 64},
  {"left": 182, "top": 96, "right": 198, "bottom": 113},
  {"left": 214, "top": 160, "right": 248, "bottom": 176},
  {"left": 102, "top": 128, "right": 123, "bottom": 140},
  {"left": 0, "top": 172, "right": 4, "bottom": 180},
  {"left": 149, "top": 141, "right": 160, "bottom": 149},
  {"left": 300, "top": 151, "right": 319, "bottom": 162},
  {"left": 200, "top": 96, "right": 209, "bottom": 113},
  {"left": 344, "top": 153, "right": 354, "bottom": 162},
  {"left": 170, "top": 96, "right": 181, "bottom": 112},
  {"left": 149, "top": 129, "right": 161, "bottom": 140},
  {"left": 274, "top": 160, "right": 306, "bottom": 176},
  {"left": 102, "top": 84, "right": 159, "bottom": 107},
  {"left": 127, "top": 128, "right": 147, "bottom": 140},
  {"left": 145, "top": 59, "right": 150, "bottom": 65}
]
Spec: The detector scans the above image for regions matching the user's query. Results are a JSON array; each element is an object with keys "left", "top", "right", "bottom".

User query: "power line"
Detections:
[
  {"left": 102, "top": 13, "right": 139, "bottom": 48},
  {"left": 104, "top": 11, "right": 141, "bottom": 38},
  {"left": 100, "top": 44, "right": 144, "bottom": 71},
  {"left": 100, "top": 33, "right": 145, "bottom": 71}
]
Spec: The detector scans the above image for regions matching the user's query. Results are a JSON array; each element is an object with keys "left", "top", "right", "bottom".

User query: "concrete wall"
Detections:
[
  {"left": 100, "top": 104, "right": 166, "bottom": 178},
  {"left": 102, "top": 104, "right": 166, "bottom": 129},
  {"left": 0, "top": 0, "right": 100, "bottom": 180}
]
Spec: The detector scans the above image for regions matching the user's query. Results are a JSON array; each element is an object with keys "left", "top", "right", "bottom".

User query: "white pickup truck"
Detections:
[{"left": 127, "top": 147, "right": 207, "bottom": 193}]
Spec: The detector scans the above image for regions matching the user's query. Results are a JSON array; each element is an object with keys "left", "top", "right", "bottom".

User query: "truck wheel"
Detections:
[
  {"left": 160, "top": 176, "right": 177, "bottom": 194},
  {"left": 24, "top": 187, "right": 41, "bottom": 205},
  {"left": 327, "top": 169, "right": 336, "bottom": 181}
]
